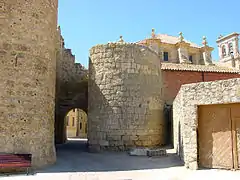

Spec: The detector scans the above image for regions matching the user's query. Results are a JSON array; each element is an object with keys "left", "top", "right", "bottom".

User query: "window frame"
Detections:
[
  {"left": 228, "top": 43, "right": 234, "bottom": 56},
  {"left": 163, "top": 51, "right": 169, "bottom": 61},
  {"left": 222, "top": 45, "right": 227, "bottom": 57},
  {"left": 72, "top": 117, "right": 75, "bottom": 126},
  {"left": 189, "top": 55, "right": 193, "bottom": 62}
]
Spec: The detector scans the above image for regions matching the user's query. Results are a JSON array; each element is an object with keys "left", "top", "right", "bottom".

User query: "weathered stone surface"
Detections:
[
  {"left": 147, "top": 148, "right": 167, "bottom": 157},
  {"left": 54, "top": 28, "right": 88, "bottom": 144},
  {"left": 0, "top": 0, "right": 58, "bottom": 168},
  {"left": 129, "top": 148, "right": 149, "bottom": 156},
  {"left": 129, "top": 147, "right": 167, "bottom": 157},
  {"left": 88, "top": 42, "right": 165, "bottom": 151},
  {"left": 173, "top": 78, "right": 240, "bottom": 170}
]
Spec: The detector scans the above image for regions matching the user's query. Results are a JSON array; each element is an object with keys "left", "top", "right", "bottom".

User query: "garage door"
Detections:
[{"left": 198, "top": 104, "right": 240, "bottom": 170}]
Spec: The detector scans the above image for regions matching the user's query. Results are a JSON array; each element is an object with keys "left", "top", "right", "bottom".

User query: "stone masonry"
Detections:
[
  {"left": 2, "top": 0, "right": 240, "bottom": 171},
  {"left": 88, "top": 41, "right": 165, "bottom": 151},
  {"left": 173, "top": 78, "right": 240, "bottom": 170},
  {"left": 0, "top": 0, "right": 58, "bottom": 167},
  {"left": 55, "top": 27, "right": 88, "bottom": 144}
]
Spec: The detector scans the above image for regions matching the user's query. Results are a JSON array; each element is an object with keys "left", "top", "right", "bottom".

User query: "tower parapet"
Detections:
[{"left": 216, "top": 32, "right": 240, "bottom": 69}]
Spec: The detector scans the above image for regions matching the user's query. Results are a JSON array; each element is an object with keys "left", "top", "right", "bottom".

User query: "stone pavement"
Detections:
[{"left": 1, "top": 139, "right": 240, "bottom": 180}]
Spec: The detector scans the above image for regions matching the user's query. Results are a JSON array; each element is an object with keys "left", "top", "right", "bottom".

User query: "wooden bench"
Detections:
[{"left": 0, "top": 154, "right": 32, "bottom": 174}]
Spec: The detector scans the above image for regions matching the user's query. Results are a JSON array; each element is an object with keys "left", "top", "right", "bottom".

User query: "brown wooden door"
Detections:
[
  {"left": 198, "top": 105, "right": 234, "bottom": 169},
  {"left": 230, "top": 104, "right": 240, "bottom": 169}
]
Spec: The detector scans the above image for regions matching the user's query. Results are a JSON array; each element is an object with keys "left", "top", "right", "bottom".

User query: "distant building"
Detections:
[
  {"left": 216, "top": 32, "right": 240, "bottom": 69},
  {"left": 65, "top": 109, "right": 87, "bottom": 138},
  {"left": 137, "top": 29, "right": 214, "bottom": 65},
  {"left": 137, "top": 29, "right": 240, "bottom": 104}
]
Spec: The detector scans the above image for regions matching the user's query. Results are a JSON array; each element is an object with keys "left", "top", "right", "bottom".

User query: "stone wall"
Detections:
[
  {"left": 88, "top": 42, "right": 165, "bottom": 151},
  {"left": 173, "top": 78, "right": 240, "bottom": 170},
  {"left": 56, "top": 27, "right": 87, "bottom": 84},
  {"left": 172, "top": 88, "right": 184, "bottom": 159},
  {"left": 54, "top": 28, "right": 88, "bottom": 144},
  {"left": 0, "top": 0, "right": 58, "bottom": 168}
]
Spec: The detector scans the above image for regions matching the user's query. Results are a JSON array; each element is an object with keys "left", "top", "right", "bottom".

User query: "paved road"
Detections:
[{"left": 1, "top": 139, "right": 240, "bottom": 180}]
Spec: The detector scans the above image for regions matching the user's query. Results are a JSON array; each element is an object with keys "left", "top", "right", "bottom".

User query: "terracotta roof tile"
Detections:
[
  {"left": 161, "top": 63, "right": 240, "bottom": 73},
  {"left": 136, "top": 34, "right": 201, "bottom": 48}
]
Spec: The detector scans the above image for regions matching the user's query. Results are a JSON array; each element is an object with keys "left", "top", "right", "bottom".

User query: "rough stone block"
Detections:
[
  {"left": 99, "top": 140, "right": 109, "bottom": 146},
  {"left": 146, "top": 148, "right": 167, "bottom": 157},
  {"left": 129, "top": 147, "right": 149, "bottom": 156}
]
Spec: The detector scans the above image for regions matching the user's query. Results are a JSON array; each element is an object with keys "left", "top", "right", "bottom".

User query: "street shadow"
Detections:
[{"left": 35, "top": 139, "right": 183, "bottom": 173}]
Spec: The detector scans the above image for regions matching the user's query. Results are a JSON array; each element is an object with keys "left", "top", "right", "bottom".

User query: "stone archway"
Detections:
[
  {"left": 54, "top": 29, "right": 88, "bottom": 144},
  {"left": 55, "top": 79, "right": 88, "bottom": 144}
]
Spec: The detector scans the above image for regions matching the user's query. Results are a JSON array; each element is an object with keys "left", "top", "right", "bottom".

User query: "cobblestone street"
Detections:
[{"left": 1, "top": 139, "right": 240, "bottom": 180}]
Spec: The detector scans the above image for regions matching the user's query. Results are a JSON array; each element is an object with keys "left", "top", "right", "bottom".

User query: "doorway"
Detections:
[{"left": 198, "top": 103, "right": 240, "bottom": 170}]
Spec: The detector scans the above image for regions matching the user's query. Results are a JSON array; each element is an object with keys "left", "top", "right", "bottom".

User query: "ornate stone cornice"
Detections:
[
  {"left": 175, "top": 32, "right": 191, "bottom": 48},
  {"left": 145, "top": 38, "right": 161, "bottom": 46},
  {"left": 200, "top": 46, "right": 214, "bottom": 52},
  {"left": 175, "top": 41, "right": 191, "bottom": 48},
  {"left": 216, "top": 32, "right": 239, "bottom": 43}
]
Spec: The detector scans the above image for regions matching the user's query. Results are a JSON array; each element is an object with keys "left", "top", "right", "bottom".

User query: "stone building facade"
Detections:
[
  {"left": 137, "top": 29, "right": 214, "bottom": 65},
  {"left": 66, "top": 108, "right": 88, "bottom": 138},
  {"left": 88, "top": 41, "right": 165, "bottom": 151},
  {"left": 138, "top": 29, "right": 240, "bottom": 104},
  {"left": 173, "top": 78, "right": 240, "bottom": 170},
  {"left": 216, "top": 32, "right": 240, "bottom": 69}
]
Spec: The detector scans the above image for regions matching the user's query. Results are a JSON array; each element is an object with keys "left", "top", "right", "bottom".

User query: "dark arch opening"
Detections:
[{"left": 54, "top": 78, "right": 88, "bottom": 144}]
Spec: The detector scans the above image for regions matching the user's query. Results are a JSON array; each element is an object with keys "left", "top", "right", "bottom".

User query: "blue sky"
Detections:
[{"left": 58, "top": 0, "right": 239, "bottom": 68}]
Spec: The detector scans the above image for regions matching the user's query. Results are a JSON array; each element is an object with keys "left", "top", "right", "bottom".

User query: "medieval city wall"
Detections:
[
  {"left": 0, "top": 0, "right": 58, "bottom": 167},
  {"left": 55, "top": 28, "right": 88, "bottom": 144},
  {"left": 88, "top": 42, "right": 165, "bottom": 151}
]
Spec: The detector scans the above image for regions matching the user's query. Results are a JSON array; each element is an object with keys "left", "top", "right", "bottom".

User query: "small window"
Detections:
[
  {"left": 163, "top": 52, "right": 169, "bottom": 61},
  {"left": 80, "top": 122, "right": 82, "bottom": 130},
  {"left": 66, "top": 116, "right": 69, "bottom": 126},
  {"left": 229, "top": 43, "right": 234, "bottom": 55},
  {"left": 85, "top": 124, "right": 87, "bottom": 133},
  {"left": 72, "top": 117, "right": 75, "bottom": 126},
  {"left": 189, "top": 55, "right": 193, "bottom": 62}
]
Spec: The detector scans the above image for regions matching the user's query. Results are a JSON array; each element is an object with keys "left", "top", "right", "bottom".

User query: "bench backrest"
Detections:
[{"left": 0, "top": 154, "right": 32, "bottom": 167}]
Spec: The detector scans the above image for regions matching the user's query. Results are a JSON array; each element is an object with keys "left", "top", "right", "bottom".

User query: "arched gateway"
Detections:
[{"left": 1, "top": 0, "right": 165, "bottom": 169}]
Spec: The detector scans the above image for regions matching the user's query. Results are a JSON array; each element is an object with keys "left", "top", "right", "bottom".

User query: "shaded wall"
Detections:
[
  {"left": 88, "top": 42, "right": 165, "bottom": 151},
  {"left": 0, "top": 0, "right": 58, "bottom": 168}
]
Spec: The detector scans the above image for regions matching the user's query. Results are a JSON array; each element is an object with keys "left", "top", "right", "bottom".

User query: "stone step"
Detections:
[{"left": 129, "top": 147, "right": 167, "bottom": 157}]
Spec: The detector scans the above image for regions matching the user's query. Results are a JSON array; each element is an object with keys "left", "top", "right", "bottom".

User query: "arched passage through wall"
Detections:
[
  {"left": 55, "top": 79, "right": 88, "bottom": 144},
  {"left": 65, "top": 108, "right": 88, "bottom": 140}
]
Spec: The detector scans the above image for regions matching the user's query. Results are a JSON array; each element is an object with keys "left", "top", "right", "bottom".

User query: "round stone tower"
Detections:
[
  {"left": 0, "top": 1, "right": 58, "bottom": 167},
  {"left": 88, "top": 40, "right": 165, "bottom": 151}
]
